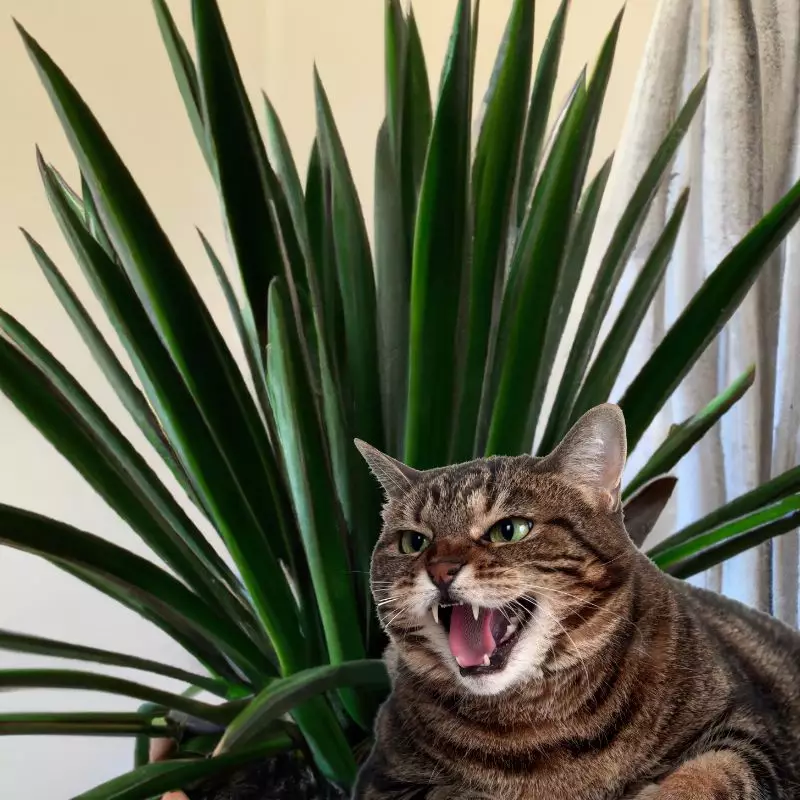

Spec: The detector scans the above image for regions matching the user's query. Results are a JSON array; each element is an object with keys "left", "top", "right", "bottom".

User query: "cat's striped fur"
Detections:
[{"left": 353, "top": 405, "right": 800, "bottom": 799}]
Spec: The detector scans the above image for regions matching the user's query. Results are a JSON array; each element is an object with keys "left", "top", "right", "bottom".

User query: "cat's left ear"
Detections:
[
  {"left": 354, "top": 440, "right": 422, "bottom": 500},
  {"left": 544, "top": 404, "right": 627, "bottom": 512}
]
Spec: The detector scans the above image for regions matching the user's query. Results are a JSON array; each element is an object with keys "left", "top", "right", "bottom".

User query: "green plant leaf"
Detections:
[
  {"left": 531, "top": 153, "right": 614, "bottom": 456},
  {"left": 266, "top": 280, "right": 376, "bottom": 728},
  {"left": 0, "top": 630, "right": 226, "bottom": 696},
  {"left": 191, "top": 0, "right": 283, "bottom": 345},
  {"left": 34, "top": 149, "right": 300, "bottom": 672},
  {"left": 646, "top": 463, "right": 800, "bottom": 559},
  {"left": 482, "top": 73, "right": 588, "bottom": 455},
  {"left": 515, "top": 0, "right": 569, "bottom": 228},
  {"left": 404, "top": 0, "right": 472, "bottom": 468},
  {"left": 0, "top": 306, "right": 259, "bottom": 643},
  {"left": 569, "top": 187, "right": 691, "bottom": 422},
  {"left": 0, "top": 712, "right": 176, "bottom": 737},
  {"left": 451, "top": 0, "right": 534, "bottom": 462},
  {"left": 152, "top": 0, "right": 210, "bottom": 167},
  {"left": 0, "top": 504, "right": 271, "bottom": 684},
  {"left": 23, "top": 231, "right": 202, "bottom": 512},
  {"left": 541, "top": 72, "right": 709, "bottom": 453},
  {"left": 314, "top": 71, "right": 384, "bottom": 451},
  {"left": 81, "top": 175, "right": 119, "bottom": 263},
  {"left": 625, "top": 365, "right": 755, "bottom": 499},
  {"left": 218, "top": 660, "right": 388, "bottom": 754},
  {"left": 400, "top": 9, "right": 432, "bottom": 254},
  {"left": 0, "top": 670, "right": 233, "bottom": 725},
  {"left": 620, "top": 172, "right": 800, "bottom": 451},
  {"left": 74, "top": 735, "right": 293, "bottom": 800},
  {"left": 653, "top": 494, "right": 800, "bottom": 579}
]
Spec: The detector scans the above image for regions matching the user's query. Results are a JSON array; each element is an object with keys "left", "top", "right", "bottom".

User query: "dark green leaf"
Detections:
[
  {"left": 620, "top": 170, "right": 800, "bottom": 451},
  {"left": 646, "top": 463, "right": 800, "bottom": 559},
  {"left": 625, "top": 365, "right": 755, "bottom": 499},
  {"left": 653, "top": 494, "right": 800, "bottom": 578},
  {"left": 404, "top": 0, "right": 472, "bottom": 468},
  {"left": 0, "top": 630, "right": 226, "bottom": 696},
  {"left": 483, "top": 74, "right": 588, "bottom": 456},
  {"left": 152, "top": 0, "right": 210, "bottom": 167},
  {"left": 74, "top": 735, "right": 294, "bottom": 800},
  {"left": 541, "top": 73, "right": 709, "bottom": 453},
  {"left": 0, "top": 670, "right": 233, "bottom": 725},
  {"left": 314, "top": 71, "right": 384, "bottom": 451},
  {"left": 0, "top": 712, "right": 175, "bottom": 737},
  {"left": 218, "top": 660, "right": 388, "bottom": 754},
  {"left": 192, "top": 0, "right": 282, "bottom": 344},
  {"left": 451, "top": 0, "right": 534, "bottom": 462},
  {"left": 23, "top": 231, "right": 200, "bottom": 510},
  {"left": 0, "top": 504, "right": 271, "bottom": 684},
  {"left": 570, "top": 187, "right": 691, "bottom": 422},
  {"left": 0, "top": 305, "right": 257, "bottom": 643},
  {"left": 515, "top": 0, "right": 569, "bottom": 228}
]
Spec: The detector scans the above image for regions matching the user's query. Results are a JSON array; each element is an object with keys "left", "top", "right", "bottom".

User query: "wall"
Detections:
[{"left": 0, "top": 1, "right": 656, "bottom": 797}]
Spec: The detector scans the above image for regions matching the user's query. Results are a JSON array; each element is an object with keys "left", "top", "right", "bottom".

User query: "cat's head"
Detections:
[{"left": 357, "top": 404, "right": 636, "bottom": 697}]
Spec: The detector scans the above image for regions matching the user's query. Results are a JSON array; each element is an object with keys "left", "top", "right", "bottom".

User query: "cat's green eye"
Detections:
[
  {"left": 485, "top": 517, "right": 533, "bottom": 544},
  {"left": 399, "top": 531, "right": 431, "bottom": 555}
]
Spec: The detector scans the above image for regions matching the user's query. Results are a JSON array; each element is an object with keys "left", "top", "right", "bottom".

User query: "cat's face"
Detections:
[{"left": 359, "top": 404, "right": 634, "bottom": 697}]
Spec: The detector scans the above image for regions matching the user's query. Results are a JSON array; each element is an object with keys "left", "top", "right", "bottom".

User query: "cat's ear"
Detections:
[
  {"left": 544, "top": 404, "right": 627, "bottom": 511},
  {"left": 354, "top": 440, "right": 421, "bottom": 500}
]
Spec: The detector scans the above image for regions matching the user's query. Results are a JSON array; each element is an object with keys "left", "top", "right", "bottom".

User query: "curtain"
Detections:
[{"left": 583, "top": 0, "right": 800, "bottom": 619}]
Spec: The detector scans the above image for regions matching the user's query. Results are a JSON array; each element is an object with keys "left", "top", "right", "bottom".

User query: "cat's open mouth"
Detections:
[{"left": 432, "top": 597, "right": 536, "bottom": 675}]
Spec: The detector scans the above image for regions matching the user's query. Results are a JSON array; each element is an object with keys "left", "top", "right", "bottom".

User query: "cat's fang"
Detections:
[
  {"left": 432, "top": 605, "right": 439, "bottom": 624},
  {"left": 482, "top": 654, "right": 491, "bottom": 667},
  {"left": 500, "top": 622, "right": 518, "bottom": 643},
  {"left": 472, "top": 603, "right": 480, "bottom": 621}
]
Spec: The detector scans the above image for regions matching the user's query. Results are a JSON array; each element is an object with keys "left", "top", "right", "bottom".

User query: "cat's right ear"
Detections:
[{"left": 354, "top": 440, "right": 421, "bottom": 500}]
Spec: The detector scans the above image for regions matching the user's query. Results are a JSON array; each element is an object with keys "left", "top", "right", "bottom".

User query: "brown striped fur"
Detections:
[{"left": 353, "top": 405, "right": 800, "bottom": 799}]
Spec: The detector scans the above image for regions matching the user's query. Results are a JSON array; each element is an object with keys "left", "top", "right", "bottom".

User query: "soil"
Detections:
[{"left": 184, "top": 751, "right": 348, "bottom": 800}]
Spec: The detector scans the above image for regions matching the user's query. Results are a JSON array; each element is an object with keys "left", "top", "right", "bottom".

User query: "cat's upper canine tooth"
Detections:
[
  {"left": 432, "top": 605, "right": 439, "bottom": 624},
  {"left": 472, "top": 603, "right": 480, "bottom": 621},
  {"left": 501, "top": 622, "right": 518, "bottom": 643}
]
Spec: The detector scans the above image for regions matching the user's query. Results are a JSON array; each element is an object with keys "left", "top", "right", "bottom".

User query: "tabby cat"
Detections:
[{"left": 353, "top": 404, "right": 800, "bottom": 799}]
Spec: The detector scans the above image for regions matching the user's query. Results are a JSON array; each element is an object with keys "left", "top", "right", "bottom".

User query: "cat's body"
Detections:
[{"left": 353, "top": 406, "right": 800, "bottom": 799}]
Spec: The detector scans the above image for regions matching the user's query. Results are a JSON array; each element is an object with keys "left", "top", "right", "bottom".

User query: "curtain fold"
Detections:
[{"left": 590, "top": 0, "right": 800, "bottom": 611}]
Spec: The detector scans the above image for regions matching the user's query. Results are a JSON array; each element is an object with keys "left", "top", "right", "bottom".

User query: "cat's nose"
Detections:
[{"left": 426, "top": 559, "right": 463, "bottom": 589}]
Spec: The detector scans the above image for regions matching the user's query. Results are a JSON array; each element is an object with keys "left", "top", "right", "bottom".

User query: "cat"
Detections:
[{"left": 352, "top": 404, "right": 800, "bottom": 799}]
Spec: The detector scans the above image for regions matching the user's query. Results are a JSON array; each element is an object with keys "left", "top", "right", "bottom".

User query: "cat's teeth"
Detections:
[
  {"left": 432, "top": 605, "right": 439, "bottom": 625},
  {"left": 482, "top": 654, "right": 491, "bottom": 667},
  {"left": 472, "top": 603, "right": 480, "bottom": 621},
  {"left": 500, "top": 622, "right": 518, "bottom": 643}
]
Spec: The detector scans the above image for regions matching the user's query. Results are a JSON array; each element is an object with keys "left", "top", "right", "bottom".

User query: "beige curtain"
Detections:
[{"left": 586, "top": 0, "right": 800, "bottom": 618}]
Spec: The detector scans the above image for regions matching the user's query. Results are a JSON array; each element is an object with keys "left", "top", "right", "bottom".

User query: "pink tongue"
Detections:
[{"left": 448, "top": 606, "right": 498, "bottom": 668}]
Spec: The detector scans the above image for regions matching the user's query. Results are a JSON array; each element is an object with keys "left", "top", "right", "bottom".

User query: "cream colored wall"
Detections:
[{"left": 0, "top": 1, "right": 655, "bottom": 797}]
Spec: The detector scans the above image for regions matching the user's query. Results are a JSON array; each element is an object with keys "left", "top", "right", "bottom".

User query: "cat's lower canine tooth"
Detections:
[{"left": 482, "top": 654, "right": 491, "bottom": 667}]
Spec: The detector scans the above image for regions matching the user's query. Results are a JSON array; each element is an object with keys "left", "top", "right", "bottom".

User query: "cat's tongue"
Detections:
[{"left": 449, "top": 605, "right": 502, "bottom": 668}]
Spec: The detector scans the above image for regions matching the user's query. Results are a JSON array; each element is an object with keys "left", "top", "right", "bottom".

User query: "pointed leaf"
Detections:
[
  {"left": 515, "top": 0, "right": 569, "bottom": 228},
  {"left": 0, "top": 712, "right": 176, "bottom": 737},
  {"left": 570, "top": 187, "right": 691, "bottom": 422},
  {"left": 620, "top": 171, "right": 800, "bottom": 451},
  {"left": 541, "top": 73, "right": 709, "bottom": 452},
  {"left": 451, "top": 0, "right": 534, "bottom": 462},
  {"left": 0, "top": 504, "right": 271, "bottom": 683},
  {"left": 0, "top": 670, "right": 232, "bottom": 725},
  {"left": 218, "top": 660, "right": 388, "bottom": 754},
  {"left": 625, "top": 365, "right": 755, "bottom": 499},
  {"left": 0, "top": 630, "right": 226, "bottom": 696},
  {"left": 404, "top": 0, "right": 472, "bottom": 468},
  {"left": 652, "top": 494, "right": 800, "bottom": 578}
]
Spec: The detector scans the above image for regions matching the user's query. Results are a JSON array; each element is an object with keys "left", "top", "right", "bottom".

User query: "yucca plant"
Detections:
[{"left": 3, "top": 0, "right": 800, "bottom": 798}]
